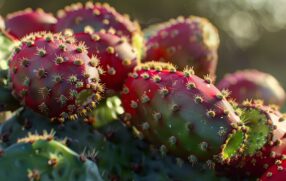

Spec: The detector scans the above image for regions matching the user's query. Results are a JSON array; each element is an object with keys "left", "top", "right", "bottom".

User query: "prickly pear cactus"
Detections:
[
  {"left": 5, "top": 8, "right": 57, "bottom": 39},
  {"left": 0, "top": 135, "right": 103, "bottom": 181},
  {"left": 0, "top": 107, "right": 232, "bottom": 181},
  {"left": 144, "top": 16, "right": 220, "bottom": 79},
  {"left": 55, "top": 2, "right": 143, "bottom": 58},
  {"left": 98, "top": 121, "right": 232, "bottom": 181},
  {"left": 121, "top": 62, "right": 245, "bottom": 164},
  {"left": 9, "top": 32, "right": 103, "bottom": 121},
  {"left": 217, "top": 70, "right": 286, "bottom": 106},
  {"left": 260, "top": 158, "right": 286, "bottom": 181},
  {"left": 74, "top": 31, "right": 139, "bottom": 94},
  {"left": 218, "top": 100, "right": 286, "bottom": 177},
  {"left": 0, "top": 107, "right": 140, "bottom": 180},
  {"left": 1, "top": 1, "right": 284, "bottom": 180}
]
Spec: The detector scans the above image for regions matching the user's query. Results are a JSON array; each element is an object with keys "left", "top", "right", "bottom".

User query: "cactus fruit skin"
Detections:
[
  {"left": 260, "top": 159, "right": 286, "bottom": 181},
  {"left": 55, "top": 2, "right": 143, "bottom": 54},
  {"left": 237, "top": 102, "right": 286, "bottom": 177},
  {"left": 144, "top": 16, "right": 220, "bottom": 79},
  {"left": 9, "top": 32, "right": 102, "bottom": 121},
  {"left": 74, "top": 32, "right": 139, "bottom": 94},
  {"left": 121, "top": 62, "right": 244, "bottom": 163},
  {"left": 217, "top": 70, "right": 286, "bottom": 106},
  {"left": 5, "top": 8, "right": 57, "bottom": 39},
  {"left": 219, "top": 101, "right": 286, "bottom": 177},
  {"left": 0, "top": 137, "right": 103, "bottom": 181}
]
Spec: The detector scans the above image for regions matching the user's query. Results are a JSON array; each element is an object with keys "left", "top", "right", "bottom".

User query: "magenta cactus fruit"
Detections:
[
  {"left": 144, "top": 16, "right": 220, "bottom": 79},
  {"left": 121, "top": 62, "right": 245, "bottom": 164},
  {"left": 74, "top": 31, "right": 139, "bottom": 94},
  {"left": 9, "top": 32, "right": 103, "bottom": 122},
  {"left": 260, "top": 158, "right": 286, "bottom": 181},
  {"left": 219, "top": 100, "right": 286, "bottom": 177},
  {"left": 5, "top": 8, "right": 57, "bottom": 39},
  {"left": 239, "top": 101, "right": 286, "bottom": 176},
  {"left": 217, "top": 70, "right": 286, "bottom": 106},
  {"left": 55, "top": 2, "right": 143, "bottom": 55}
]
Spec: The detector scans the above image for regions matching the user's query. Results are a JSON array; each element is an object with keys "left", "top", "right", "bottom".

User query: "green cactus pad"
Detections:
[
  {"left": 0, "top": 138, "right": 103, "bottom": 181},
  {"left": 0, "top": 30, "right": 20, "bottom": 117},
  {"left": 221, "top": 130, "right": 244, "bottom": 160},
  {"left": 0, "top": 107, "right": 142, "bottom": 180},
  {"left": 88, "top": 96, "right": 124, "bottom": 127},
  {"left": 0, "top": 30, "right": 16, "bottom": 73},
  {"left": 240, "top": 107, "right": 271, "bottom": 156},
  {"left": 0, "top": 107, "right": 232, "bottom": 181}
]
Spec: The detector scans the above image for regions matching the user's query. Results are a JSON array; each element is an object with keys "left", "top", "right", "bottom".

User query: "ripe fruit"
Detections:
[
  {"left": 260, "top": 158, "right": 286, "bottom": 181},
  {"left": 217, "top": 70, "right": 286, "bottom": 106},
  {"left": 55, "top": 2, "right": 143, "bottom": 57},
  {"left": 5, "top": 8, "right": 57, "bottom": 39},
  {"left": 0, "top": 134, "right": 103, "bottom": 181},
  {"left": 121, "top": 62, "right": 244, "bottom": 164},
  {"left": 9, "top": 32, "right": 103, "bottom": 121},
  {"left": 219, "top": 100, "right": 286, "bottom": 177},
  {"left": 238, "top": 101, "right": 286, "bottom": 176},
  {"left": 74, "top": 31, "right": 139, "bottom": 94},
  {"left": 144, "top": 16, "right": 220, "bottom": 79}
]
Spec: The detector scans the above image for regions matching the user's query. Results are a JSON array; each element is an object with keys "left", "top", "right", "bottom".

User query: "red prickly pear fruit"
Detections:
[
  {"left": 219, "top": 100, "right": 286, "bottom": 177},
  {"left": 217, "top": 70, "right": 286, "bottom": 106},
  {"left": 144, "top": 16, "right": 220, "bottom": 80},
  {"left": 5, "top": 8, "right": 57, "bottom": 39},
  {"left": 55, "top": 2, "right": 143, "bottom": 57},
  {"left": 74, "top": 31, "right": 139, "bottom": 94},
  {"left": 9, "top": 32, "right": 103, "bottom": 122},
  {"left": 121, "top": 62, "right": 245, "bottom": 164},
  {"left": 260, "top": 158, "right": 286, "bottom": 181}
]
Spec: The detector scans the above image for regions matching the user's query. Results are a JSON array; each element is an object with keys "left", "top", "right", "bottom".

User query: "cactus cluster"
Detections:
[{"left": 0, "top": 1, "right": 285, "bottom": 181}]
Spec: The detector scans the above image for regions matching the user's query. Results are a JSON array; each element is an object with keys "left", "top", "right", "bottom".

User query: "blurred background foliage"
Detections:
[{"left": 1, "top": 0, "right": 286, "bottom": 86}]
